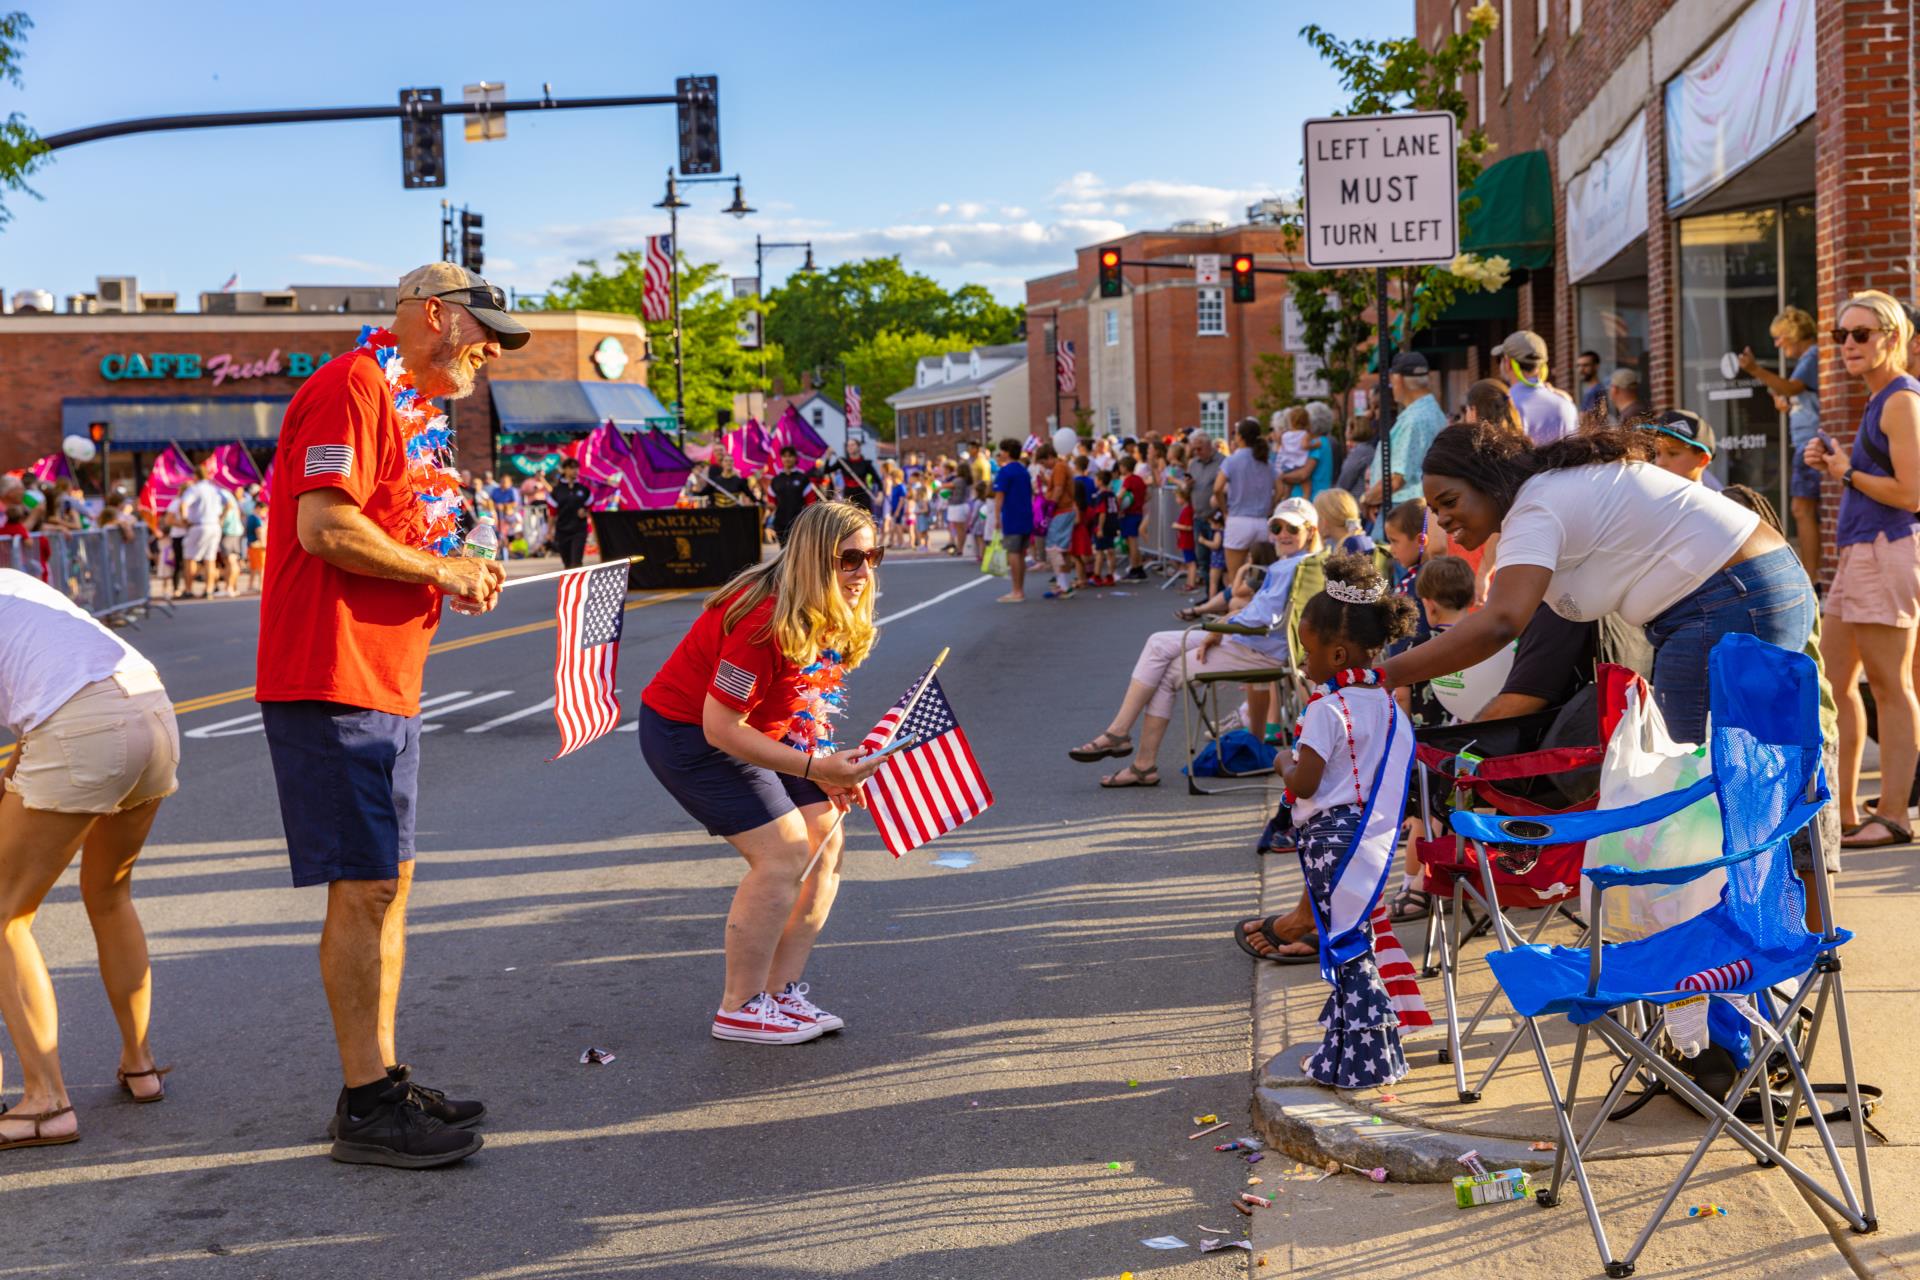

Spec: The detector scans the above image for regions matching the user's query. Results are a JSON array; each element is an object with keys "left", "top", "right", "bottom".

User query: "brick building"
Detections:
[
  {"left": 1412, "top": 0, "right": 1917, "bottom": 533},
  {"left": 885, "top": 343, "right": 1029, "bottom": 457},
  {"left": 1024, "top": 223, "right": 1303, "bottom": 443},
  {"left": 0, "top": 293, "right": 664, "bottom": 487}
]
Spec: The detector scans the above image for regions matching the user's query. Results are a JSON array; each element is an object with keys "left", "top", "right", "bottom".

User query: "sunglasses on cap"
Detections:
[
  {"left": 1832, "top": 325, "right": 1891, "bottom": 346},
  {"left": 433, "top": 284, "right": 509, "bottom": 312},
  {"left": 837, "top": 547, "right": 885, "bottom": 573}
]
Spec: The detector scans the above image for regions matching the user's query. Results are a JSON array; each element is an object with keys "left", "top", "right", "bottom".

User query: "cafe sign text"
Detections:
[{"left": 99, "top": 350, "right": 332, "bottom": 387}]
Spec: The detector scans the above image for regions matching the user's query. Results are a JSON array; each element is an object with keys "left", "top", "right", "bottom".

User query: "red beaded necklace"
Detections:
[{"left": 1282, "top": 667, "right": 1386, "bottom": 808}]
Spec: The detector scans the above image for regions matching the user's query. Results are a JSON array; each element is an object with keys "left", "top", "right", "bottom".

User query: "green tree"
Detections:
[
  {"left": 532, "top": 250, "right": 776, "bottom": 437},
  {"left": 1283, "top": 6, "right": 1506, "bottom": 403},
  {"left": 1251, "top": 352, "right": 1297, "bottom": 422},
  {"left": 765, "top": 256, "right": 1021, "bottom": 388},
  {"left": 0, "top": 12, "right": 48, "bottom": 230},
  {"left": 840, "top": 329, "right": 954, "bottom": 439}
]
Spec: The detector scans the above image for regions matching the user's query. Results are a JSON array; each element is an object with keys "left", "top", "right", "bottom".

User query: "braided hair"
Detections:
[
  {"left": 1419, "top": 420, "right": 1653, "bottom": 519},
  {"left": 1300, "top": 553, "right": 1419, "bottom": 661}
]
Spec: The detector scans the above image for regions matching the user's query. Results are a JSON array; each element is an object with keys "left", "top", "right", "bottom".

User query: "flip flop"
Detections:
[
  {"left": 1100, "top": 763, "right": 1160, "bottom": 788},
  {"left": 1840, "top": 816, "right": 1911, "bottom": 849},
  {"left": 1232, "top": 916, "right": 1318, "bottom": 964}
]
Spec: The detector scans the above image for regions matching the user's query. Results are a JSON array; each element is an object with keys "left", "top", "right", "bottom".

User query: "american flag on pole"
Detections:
[
  {"left": 642, "top": 234, "right": 674, "bottom": 323},
  {"left": 844, "top": 384, "right": 862, "bottom": 430},
  {"left": 550, "top": 562, "right": 629, "bottom": 758},
  {"left": 859, "top": 668, "right": 993, "bottom": 857},
  {"left": 1055, "top": 338, "right": 1076, "bottom": 394}
]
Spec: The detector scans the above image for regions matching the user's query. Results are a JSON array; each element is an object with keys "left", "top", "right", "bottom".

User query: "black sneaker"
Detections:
[
  {"left": 388, "top": 1063, "right": 485, "bottom": 1128},
  {"left": 330, "top": 1085, "right": 482, "bottom": 1169}
]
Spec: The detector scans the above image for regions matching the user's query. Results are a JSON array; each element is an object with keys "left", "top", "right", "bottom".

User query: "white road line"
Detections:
[
  {"left": 465, "top": 695, "right": 555, "bottom": 734},
  {"left": 185, "top": 690, "right": 475, "bottom": 740},
  {"left": 875, "top": 575, "right": 993, "bottom": 627},
  {"left": 419, "top": 690, "right": 515, "bottom": 732}
]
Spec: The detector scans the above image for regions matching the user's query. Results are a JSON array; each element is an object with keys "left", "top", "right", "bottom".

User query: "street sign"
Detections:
[
  {"left": 1283, "top": 295, "right": 1308, "bottom": 353},
  {"left": 1195, "top": 253, "right": 1221, "bottom": 286},
  {"left": 1294, "top": 352, "right": 1330, "bottom": 398},
  {"left": 1302, "top": 111, "right": 1458, "bottom": 269},
  {"left": 463, "top": 82, "right": 506, "bottom": 142}
]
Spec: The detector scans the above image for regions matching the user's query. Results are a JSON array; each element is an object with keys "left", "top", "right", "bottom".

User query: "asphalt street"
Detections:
[{"left": 5, "top": 557, "right": 1277, "bottom": 1279}]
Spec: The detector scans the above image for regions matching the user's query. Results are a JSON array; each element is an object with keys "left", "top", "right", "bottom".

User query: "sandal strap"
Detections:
[
  {"left": 8, "top": 1105, "right": 73, "bottom": 1138},
  {"left": 117, "top": 1065, "right": 172, "bottom": 1081}
]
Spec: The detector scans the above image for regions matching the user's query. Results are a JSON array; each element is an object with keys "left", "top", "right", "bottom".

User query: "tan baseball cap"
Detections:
[
  {"left": 1499, "top": 330, "right": 1548, "bottom": 364},
  {"left": 396, "top": 262, "right": 531, "bottom": 349}
]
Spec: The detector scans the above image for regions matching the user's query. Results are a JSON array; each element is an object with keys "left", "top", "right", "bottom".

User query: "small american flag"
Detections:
[
  {"left": 642, "top": 234, "right": 674, "bottom": 323},
  {"left": 551, "top": 562, "right": 628, "bottom": 758},
  {"left": 845, "top": 384, "right": 862, "bottom": 430},
  {"left": 859, "top": 668, "right": 992, "bottom": 857},
  {"left": 304, "top": 444, "right": 354, "bottom": 477},
  {"left": 1055, "top": 338, "right": 1076, "bottom": 395}
]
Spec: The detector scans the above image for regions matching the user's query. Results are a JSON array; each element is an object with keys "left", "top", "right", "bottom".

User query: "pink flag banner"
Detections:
[
  {"left": 138, "top": 443, "right": 196, "bottom": 513},
  {"left": 726, "top": 419, "right": 775, "bottom": 475},
  {"left": 577, "top": 422, "right": 644, "bottom": 511},
  {"left": 628, "top": 428, "right": 695, "bottom": 508},
  {"left": 772, "top": 404, "right": 829, "bottom": 465},
  {"left": 27, "top": 452, "right": 72, "bottom": 485},
  {"left": 210, "top": 441, "right": 263, "bottom": 491}
]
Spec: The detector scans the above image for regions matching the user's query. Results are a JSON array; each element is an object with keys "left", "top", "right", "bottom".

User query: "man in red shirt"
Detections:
[{"left": 257, "top": 262, "right": 524, "bottom": 1169}]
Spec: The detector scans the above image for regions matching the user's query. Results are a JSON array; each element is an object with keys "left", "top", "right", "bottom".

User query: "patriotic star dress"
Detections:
[{"left": 1296, "top": 805, "right": 1410, "bottom": 1089}]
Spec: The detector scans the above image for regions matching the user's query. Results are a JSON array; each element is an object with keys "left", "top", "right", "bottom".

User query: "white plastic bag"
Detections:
[{"left": 1583, "top": 680, "right": 1724, "bottom": 942}]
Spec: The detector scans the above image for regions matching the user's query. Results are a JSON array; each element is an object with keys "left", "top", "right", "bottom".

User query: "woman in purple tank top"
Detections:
[{"left": 1804, "top": 290, "right": 1920, "bottom": 847}]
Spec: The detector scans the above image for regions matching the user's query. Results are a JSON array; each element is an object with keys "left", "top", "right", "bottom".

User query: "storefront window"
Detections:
[{"left": 1576, "top": 277, "right": 1649, "bottom": 403}]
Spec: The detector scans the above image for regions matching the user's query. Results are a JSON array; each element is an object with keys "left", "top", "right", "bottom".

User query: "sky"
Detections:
[{"left": 3, "top": 0, "right": 1414, "bottom": 308}]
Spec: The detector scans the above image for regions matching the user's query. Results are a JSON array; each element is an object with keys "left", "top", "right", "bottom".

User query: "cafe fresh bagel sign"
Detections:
[{"left": 99, "top": 349, "right": 332, "bottom": 387}]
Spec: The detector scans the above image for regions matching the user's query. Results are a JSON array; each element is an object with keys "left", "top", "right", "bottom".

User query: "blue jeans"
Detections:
[{"left": 1643, "top": 545, "right": 1815, "bottom": 743}]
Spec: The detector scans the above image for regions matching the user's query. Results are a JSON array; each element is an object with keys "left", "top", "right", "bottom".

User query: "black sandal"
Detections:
[
  {"left": 1069, "top": 732, "right": 1132, "bottom": 762},
  {"left": 1232, "top": 916, "right": 1318, "bottom": 964},
  {"left": 1386, "top": 885, "right": 1431, "bottom": 922},
  {"left": 1841, "top": 815, "right": 1911, "bottom": 849}
]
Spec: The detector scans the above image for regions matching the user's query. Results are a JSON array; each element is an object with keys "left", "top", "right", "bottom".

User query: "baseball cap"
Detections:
[
  {"left": 397, "top": 262, "right": 531, "bottom": 349},
  {"left": 1609, "top": 367, "right": 1641, "bottom": 389},
  {"left": 1648, "top": 408, "right": 1715, "bottom": 458},
  {"left": 1389, "top": 350, "right": 1431, "bottom": 377},
  {"left": 1500, "top": 330, "right": 1548, "bottom": 365},
  {"left": 1270, "top": 496, "right": 1317, "bottom": 529}
]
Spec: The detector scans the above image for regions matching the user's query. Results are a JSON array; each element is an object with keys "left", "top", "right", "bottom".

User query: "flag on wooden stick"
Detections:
[{"left": 858, "top": 664, "right": 992, "bottom": 857}]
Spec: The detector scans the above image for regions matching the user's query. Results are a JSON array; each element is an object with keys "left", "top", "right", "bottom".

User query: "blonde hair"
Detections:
[
  {"left": 1314, "top": 487, "right": 1361, "bottom": 537},
  {"left": 1839, "top": 290, "right": 1914, "bottom": 372},
  {"left": 1771, "top": 306, "right": 1816, "bottom": 343},
  {"left": 705, "top": 501, "right": 878, "bottom": 669}
]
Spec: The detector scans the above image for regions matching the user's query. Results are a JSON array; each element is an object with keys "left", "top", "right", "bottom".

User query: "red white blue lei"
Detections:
[
  {"left": 1282, "top": 667, "right": 1386, "bottom": 808},
  {"left": 357, "top": 325, "right": 464, "bottom": 556},
  {"left": 785, "top": 648, "right": 849, "bottom": 755}
]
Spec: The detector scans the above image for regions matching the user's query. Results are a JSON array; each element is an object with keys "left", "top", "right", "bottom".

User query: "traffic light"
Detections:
[
  {"left": 1097, "top": 246, "right": 1123, "bottom": 298},
  {"left": 676, "top": 75, "right": 721, "bottom": 175},
  {"left": 1230, "top": 254, "right": 1255, "bottom": 303},
  {"left": 460, "top": 209, "right": 484, "bottom": 273},
  {"left": 87, "top": 422, "right": 110, "bottom": 449},
  {"left": 399, "top": 87, "right": 446, "bottom": 189}
]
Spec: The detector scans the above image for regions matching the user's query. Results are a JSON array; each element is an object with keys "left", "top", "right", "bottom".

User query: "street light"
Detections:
[
  {"left": 754, "top": 233, "right": 817, "bottom": 386},
  {"left": 653, "top": 167, "right": 753, "bottom": 446}
]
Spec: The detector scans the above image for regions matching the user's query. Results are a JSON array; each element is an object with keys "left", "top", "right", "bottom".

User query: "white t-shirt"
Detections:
[
  {"left": 1496, "top": 463, "right": 1760, "bottom": 626},
  {"left": 1292, "top": 684, "right": 1398, "bottom": 825},
  {"left": 0, "top": 568, "right": 156, "bottom": 734}
]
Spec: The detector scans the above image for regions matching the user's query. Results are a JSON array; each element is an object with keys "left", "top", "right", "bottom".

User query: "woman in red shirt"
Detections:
[{"left": 640, "top": 502, "right": 887, "bottom": 1044}]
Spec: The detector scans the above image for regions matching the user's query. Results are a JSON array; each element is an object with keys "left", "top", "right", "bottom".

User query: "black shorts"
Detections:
[
  {"left": 262, "top": 700, "right": 420, "bottom": 886},
  {"left": 639, "top": 704, "right": 828, "bottom": 837}
]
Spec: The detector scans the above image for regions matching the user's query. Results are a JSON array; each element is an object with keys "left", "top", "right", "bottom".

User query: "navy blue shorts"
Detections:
[
  {"left": 261, "top": 700, "right": 420, "bottom": 887},
  {"left": 1120, "top": 513, "right": 1143, "bottom": 539},
  {"left": 639, "top": 704, "right": 828, "bottom": 837},
  {"left": 1789, "top": 454, "right": 1824, "bottom": 501}
]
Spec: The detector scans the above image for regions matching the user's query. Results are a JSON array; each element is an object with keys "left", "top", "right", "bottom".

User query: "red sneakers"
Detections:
[
  {"left": 773, "top": 982, "right": 845, "bottom": 1033},
  {"left": 712, "top": 992, "right": 823, "bottom": 1044}
]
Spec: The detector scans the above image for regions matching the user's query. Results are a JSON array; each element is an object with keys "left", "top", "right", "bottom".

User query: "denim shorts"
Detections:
[
  {"left": 639, "top": 704, "right": 828, "bottom": 837},
  {"left": 1643, "top": 545, "right": 1815, "bottom": 744},
  {"left": 261, "top": 701, "right": 420, "bottom": 886},
  {"left": 1789, "top": 454, "right": 1825, "bottom": 501},
  {"left": 1044, "top": 511, "right": 1076, "bottom": 551}
]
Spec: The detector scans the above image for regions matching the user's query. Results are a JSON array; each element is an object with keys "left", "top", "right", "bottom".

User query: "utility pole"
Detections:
[
  {"left": 655, "top": 169, "right": 753, "bottom": 448},
  {"left": 754, "top": 233, "right": 815, "bottom": 386}
]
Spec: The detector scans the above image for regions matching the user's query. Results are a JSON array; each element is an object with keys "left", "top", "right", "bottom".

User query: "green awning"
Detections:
[{"left": 1461, "top": 150, "right": 1554, "bottom": 270}]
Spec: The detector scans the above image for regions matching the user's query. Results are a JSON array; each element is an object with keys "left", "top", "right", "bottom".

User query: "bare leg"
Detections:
[
  {"left": 1791, "top": 497, "right": 1821, "bottom": 582},
  {"left": 1824, "top": 616, "right": 1865, "bottom": 827},
  {"left": 1131, "top": 713, "right": 1173, "bottom": 772},
  {"left": 767, "top": 803, "right": 845, "bottom": 990},
  {"left": 1852, "top": 621, "right": 1918, "bottom": 837},
  {"left": 0, "top": 792, "right": 94, "bottom": 1141},
  {"left": 376, "top": 861, "right": 414, "bottom": 1068},
  {"left": 78, "top": 797, "right": 164, "bottom": 1096},
  {"left": 719, "top": 810, "right": 812, "bottom": 1011},
  {"left": 320, "top": 876, "right": 401, "bottom": 1088},
  {"left": 1104, "top": 679, "right": 1159, "bottom": 740}
]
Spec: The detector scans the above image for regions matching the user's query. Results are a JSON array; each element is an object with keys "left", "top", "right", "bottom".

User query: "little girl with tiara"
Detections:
[{"left": 1276, "top": 553, "right": 1420, "bottom": 1088}]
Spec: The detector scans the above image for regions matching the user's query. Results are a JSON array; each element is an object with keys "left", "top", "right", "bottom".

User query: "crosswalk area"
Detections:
[{"left": 183, "top": 690, "right": 634, "bottom": 739}]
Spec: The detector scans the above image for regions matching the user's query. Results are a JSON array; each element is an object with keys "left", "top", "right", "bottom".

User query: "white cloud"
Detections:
[
  {"left": 1047, "top": 171, "right": 1277, "bottom": 226},
  {"left": 291, "top": 252, "right": 392, "bottom": 275}
]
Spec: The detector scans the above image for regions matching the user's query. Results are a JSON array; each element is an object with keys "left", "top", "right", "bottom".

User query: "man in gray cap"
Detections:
[
  {"left": 1606, "top": 366, "right": 1649, "bottom": 424},
  {"left": 1365, "top": 350, "right": 1447, "bottom": 510},
  {"left": 1498, "top": 330, "right": 1579, "bottom": 446},
  {"left": 255, "top": 262, "right": 527, "bottom": 1169}
]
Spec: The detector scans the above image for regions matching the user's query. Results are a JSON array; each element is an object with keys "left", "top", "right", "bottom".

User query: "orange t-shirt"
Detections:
[{"left": 255, "top": 349, "right": 442, "bottom": 716}]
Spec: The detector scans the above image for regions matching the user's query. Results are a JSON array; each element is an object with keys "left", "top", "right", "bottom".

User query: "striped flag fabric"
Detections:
[
  {"left": 844, "top": 384, "right": 863, "bottom": 430},
  {"left": 550, "top": 562, "right": 629, "bottom": 758},
  {"left": 1369, "top": 905, "right": 1432, "bottom": 1028},
  {"left": 858, "top": 669, "right": 993, "bottom": 857},
  {"left": 642, "top": 234, "right": 674, "bottom": 323},
  {"left": 1055, "top": 338, "right": 1076, "bottom": 394},
  {"left": 1678, "top": 959, "right": 1753, "bottom": 993}
]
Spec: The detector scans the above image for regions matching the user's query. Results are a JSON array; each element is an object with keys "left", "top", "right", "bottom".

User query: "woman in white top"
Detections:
[
  {"left": 1380, "top": 421, "right": 1814, "bottom": 747},
  {"left": 0, "top": 568, "right": 181, "bottom": 1150}
]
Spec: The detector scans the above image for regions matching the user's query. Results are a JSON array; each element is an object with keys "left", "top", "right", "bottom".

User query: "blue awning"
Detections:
[
  {"left": 493, "top": 380, "right": 673, "bottom": 435},
  {"left": 63, "top": 396, "right": 291, "bottom": 450}
]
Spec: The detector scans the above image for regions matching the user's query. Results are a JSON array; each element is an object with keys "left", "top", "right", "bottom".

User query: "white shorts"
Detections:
[
  {"left": 1224, "top": 515, "right": 1267, "bottom": 552},
  {"left": 181, "top": 524, "right": 222, "bottom": 563}
]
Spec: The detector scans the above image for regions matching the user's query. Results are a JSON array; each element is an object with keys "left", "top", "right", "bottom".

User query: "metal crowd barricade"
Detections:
[
  {"left": 1135, "top": 483, "right": 1189, "bottom": 588},
  {"left": 4, "top": 527, "right": 157, "bottom": 622}
]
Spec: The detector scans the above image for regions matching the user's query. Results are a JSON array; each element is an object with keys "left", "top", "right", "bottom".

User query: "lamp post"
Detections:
[
  {"left": 754, "top": 235, "right": 815, "bottom": 385},
  {"left": 654, "top": 168, "right": 754, "bottom": 447}
]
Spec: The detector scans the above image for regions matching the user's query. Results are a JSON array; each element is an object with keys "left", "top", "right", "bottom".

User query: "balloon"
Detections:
[
  {"left": 1429, "top": 640, "right": 1518, "bottom": 722},
  {"left": 1052, "top": 427, "right": 1078, "bottom": 456},
  {"left": 63, "top": 435, "right": 96, "bottom": 463}
]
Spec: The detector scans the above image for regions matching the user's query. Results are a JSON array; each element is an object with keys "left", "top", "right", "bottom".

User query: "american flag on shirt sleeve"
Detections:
[{"left": 858, "top": 668, "right": 993, "bottom": 857}]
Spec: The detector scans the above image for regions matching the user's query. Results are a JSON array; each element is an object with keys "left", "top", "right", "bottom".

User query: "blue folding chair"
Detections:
[{"left": 1451, "top": 635, "right": 1875, "bottom": 1277}]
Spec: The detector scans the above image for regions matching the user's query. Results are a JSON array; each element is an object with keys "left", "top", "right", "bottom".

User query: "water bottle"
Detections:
[{"left": 449, "top": 517, "right": 498, "bottom": 616}]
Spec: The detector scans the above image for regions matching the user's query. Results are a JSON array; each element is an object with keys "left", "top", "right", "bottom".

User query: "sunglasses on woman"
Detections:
[
  {"left": 837, "top": 547, "right": 886, "bottom": 572},
  {"left": 1831, "top": 326, "right": 1890, "bottom": 346},
  {"left": 1267, "top": 519, "right": 1304, "bottom": 536}
]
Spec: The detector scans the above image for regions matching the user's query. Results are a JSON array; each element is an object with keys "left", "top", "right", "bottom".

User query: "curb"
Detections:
[{"left": 1252, "top": 1042, "right": 1554, "bottom": 1183}]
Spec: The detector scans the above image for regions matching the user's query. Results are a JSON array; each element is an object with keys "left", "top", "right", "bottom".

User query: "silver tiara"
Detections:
[{"left": 1326, "top": 578, "right": 1384, "bottom": 605}]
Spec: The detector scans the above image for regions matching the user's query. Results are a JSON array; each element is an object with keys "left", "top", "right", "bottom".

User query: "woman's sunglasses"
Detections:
[
  {"left": 837, "top": 547, "right": 886, "bottom": 573},
  {"left": 1832, "top": 326, "right": 1890, "bottom": 346},
  {"left": 1268, "top": 519, "right": 1305, "bottom": 536}
]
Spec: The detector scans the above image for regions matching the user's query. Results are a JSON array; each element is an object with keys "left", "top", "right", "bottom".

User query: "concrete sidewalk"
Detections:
[{"left": 1243, "top": 835, "right": 1919, "bottom": 1277}]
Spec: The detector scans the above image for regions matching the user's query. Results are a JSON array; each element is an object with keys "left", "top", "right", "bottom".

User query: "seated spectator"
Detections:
[
  {"left": 1071, "top": 499, "right": 1324, "bottom": 788},
  {"left": 1314, "top": 488, "right": 1374, "bottom": 557}
]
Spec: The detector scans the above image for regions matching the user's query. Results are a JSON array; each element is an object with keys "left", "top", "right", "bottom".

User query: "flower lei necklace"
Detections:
[
  {"left": 785, "top": 649, "right": 849, "bottom": 755},
  {"left": 358, "top": 325, "right": 464, "bottom": 557},
  {"left": 1282, "top": 667, "right": 1386, "bottom": 808}
]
